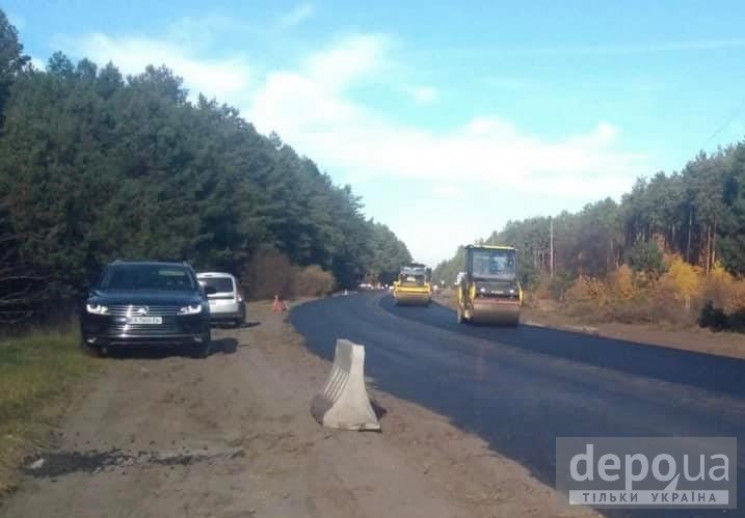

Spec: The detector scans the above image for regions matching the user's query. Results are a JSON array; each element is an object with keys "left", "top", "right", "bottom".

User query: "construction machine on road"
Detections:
[
  {"left": 393, "top": 263, "right": 432, "bottom": 306},
  {"left": 456, "top": 245, "right": 522, "bottom": 325}
]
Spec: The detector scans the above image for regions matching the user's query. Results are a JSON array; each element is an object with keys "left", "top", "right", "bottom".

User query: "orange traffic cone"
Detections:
[{"left": 272, "top": 295, "right": 282, "bottom": 312}]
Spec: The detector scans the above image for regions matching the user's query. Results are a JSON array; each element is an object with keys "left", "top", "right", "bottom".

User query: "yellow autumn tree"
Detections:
[
  {"left": 710, "top": 261, "right": 730, "bottom": 281},
  {"left": 660, "top": 255, "right": 702, "bottom": 310},
  {"left": 609, "top": 264, "right": 635, "bottom": 300},
  {"left": 728, "top": 281, "right": 745, "bottom": 313},
  {"left": 703, "top": 261, "right": 734, "bottom": 310},
  {"left": 566, "top": 275, "right": 609, "bottom": 306}
]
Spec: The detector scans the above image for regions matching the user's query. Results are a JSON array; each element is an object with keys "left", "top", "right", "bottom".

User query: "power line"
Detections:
[{"left": 702, "top": 97, "right": 745, "bottom": 151}]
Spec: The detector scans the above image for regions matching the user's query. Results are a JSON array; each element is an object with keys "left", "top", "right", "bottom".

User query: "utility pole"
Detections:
[{"left": 549, "top": 216, "right": 554, "bottom": 279}]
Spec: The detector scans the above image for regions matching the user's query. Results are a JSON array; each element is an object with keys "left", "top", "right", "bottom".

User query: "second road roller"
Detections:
[
  {"left": 456, "top": 244, "right": 522, "bottom": 326},
  {"left": 393, "top": 263, "right": 432, "bottom": 306}
]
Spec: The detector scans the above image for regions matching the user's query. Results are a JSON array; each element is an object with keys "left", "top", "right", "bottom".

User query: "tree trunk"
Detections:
[
  {"left": 706, "top": 223, "right": 712, "bottom": 273},
  {"left": 671, "top": 224, "right": 675, "bottom": 254},
  {"left": 704, "top": 223, "right": 709, "bottom": 272},
  {"left": 712, "top": 219, "right": 717, "bottom": 269},
  {"left": 686, "top": 207, "right": 693, "bottom": 263}
]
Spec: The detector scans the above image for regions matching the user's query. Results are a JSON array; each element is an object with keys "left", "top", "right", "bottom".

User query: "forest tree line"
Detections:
[
  {"left": 0, "top": 11, "right": 411, "bottom": 324},
  {"left": 433, "top": 144, "right": 745, "bottom": 305}
]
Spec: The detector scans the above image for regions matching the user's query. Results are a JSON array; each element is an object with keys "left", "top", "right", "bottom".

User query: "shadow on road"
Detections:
[
  {"left": 211, "top": 337, "right": 238, "bottom": 354},
  {"left": 370, "top": 398, "right": 388, "bottom": 421}
]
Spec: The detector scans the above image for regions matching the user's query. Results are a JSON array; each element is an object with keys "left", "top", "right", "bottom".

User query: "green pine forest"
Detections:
[
  {"left": 0, "top": 11, "right": 412, "bottom": 324},
  {"left": 433, "top": 148, "right": 745, "bottom": 293}
]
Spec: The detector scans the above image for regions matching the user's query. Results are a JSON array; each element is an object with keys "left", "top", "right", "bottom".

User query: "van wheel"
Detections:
[{"left": 236, "top": 304, "right": 246, "bottom": 328}]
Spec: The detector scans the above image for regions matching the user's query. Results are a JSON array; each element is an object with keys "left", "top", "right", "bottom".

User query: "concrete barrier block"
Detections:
[{"left": 310, "top": 339, "right": 381, "bottom": 431}]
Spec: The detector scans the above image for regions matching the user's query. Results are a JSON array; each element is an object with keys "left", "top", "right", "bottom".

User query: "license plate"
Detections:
[{"left": 129, "top": 316, "right": 162, "bottom": 324}]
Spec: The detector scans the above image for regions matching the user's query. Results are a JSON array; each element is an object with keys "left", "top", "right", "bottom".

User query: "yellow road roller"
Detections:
[
  {"left": 456, "top": 245, "right": 522, "bottom": 326},
  {"left": 393, "top": 263, "right": 432, "bottom": 306}
]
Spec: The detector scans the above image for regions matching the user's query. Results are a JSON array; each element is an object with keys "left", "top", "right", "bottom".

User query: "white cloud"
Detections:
[
  {"left": 241, "top": 35, "right": 647, "bottom": 263},
  {"left": 250, "top": 34, "right": 389, "bottom": 132},
  {"left": 278, "top": 3, "right": 315, "bottom": 29},
  {"left": 164, "top": 15, "right": 245, "bottom": 50},
  {"left": 398, "top": 219, "right": 481, "bottom": 265},
  {"left": 68, "top": 33, "right": 252, "bottom": 100},
  {"left": 403, "top": 85, "right": 438, "bottom": 104},
  {"left": 305, "top": 34, "right": 390, "bottom": 89},
  {"left": 30, "top": 56, "right": 45, "bottom": 71},
  {"left": 246, "top": 37, "right": 642, "bottom": 198},
  {"left": 430, "top": 183, "right": 463, "bottom": 200}
]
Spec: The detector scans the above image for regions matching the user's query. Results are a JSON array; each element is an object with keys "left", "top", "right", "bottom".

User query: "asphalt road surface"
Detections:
[{"left": 291, "top": 292, "right": 745, "bottom": 518}]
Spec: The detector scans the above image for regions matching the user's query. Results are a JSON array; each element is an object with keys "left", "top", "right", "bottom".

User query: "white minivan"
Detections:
[{"left": 196, "top": 272, "right": 246, "bottom": 327}]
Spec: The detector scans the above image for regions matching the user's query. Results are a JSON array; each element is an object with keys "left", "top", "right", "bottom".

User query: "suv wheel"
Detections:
[
  {"left": 82, "top": 341, "right": 103, "bottom": 358},
  {"left": 190, "top": 332, "right": 212, "bottom": 359}
]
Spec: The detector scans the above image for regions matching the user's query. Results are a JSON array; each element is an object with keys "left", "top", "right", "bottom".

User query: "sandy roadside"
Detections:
[
  {"left": 0, "top": 300, "right": 596, "bottom": 518},
  {"left": 434, "top": 290, "right": 745, "bottom": 361}
]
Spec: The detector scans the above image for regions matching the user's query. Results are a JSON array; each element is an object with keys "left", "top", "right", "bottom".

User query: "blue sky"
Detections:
[{"left": 7, "top": 0, "right": 745, "bottom": 265}]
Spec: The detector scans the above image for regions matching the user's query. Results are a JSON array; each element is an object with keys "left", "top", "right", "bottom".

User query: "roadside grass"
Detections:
[{"left": 0, "top": 327, "right": 100, "bottom": 496}]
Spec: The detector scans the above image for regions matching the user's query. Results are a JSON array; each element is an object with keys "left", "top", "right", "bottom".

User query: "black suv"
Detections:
[{"left": 81, "top": 261, "right": 213, "bottom": 357}]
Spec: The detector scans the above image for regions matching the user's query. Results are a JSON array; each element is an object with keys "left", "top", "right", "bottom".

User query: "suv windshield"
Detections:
[
  {"left": 198, "top": 277, "right": 235, "bottom": 294},
  {"left": 100, "top": 265, "right": 196, "bottom": 291},
  {"left": 471, "top": 249, "right": 516, "bottom": 279}
]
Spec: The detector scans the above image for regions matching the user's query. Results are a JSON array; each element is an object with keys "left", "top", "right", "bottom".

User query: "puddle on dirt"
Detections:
[{"left": 21, "top": 448, "right": 245, "bottom": 478}]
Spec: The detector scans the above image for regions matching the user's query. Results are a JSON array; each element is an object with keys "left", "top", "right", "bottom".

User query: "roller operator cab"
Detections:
[
  {"left": 392, "top": 263, "right": 432, "bottom": 306},
  {"left": 456, "top": 245, "right": 522, "bottom": 326}
]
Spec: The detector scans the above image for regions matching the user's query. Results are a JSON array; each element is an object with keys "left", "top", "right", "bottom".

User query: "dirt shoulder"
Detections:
[
  {"left": 435, "top": 290, "right": 745, "bottom": 361},
  {"left": 1, "top": 300, "right": 595, "bottom": 518},
  {"left": 0, "top": 330, "right": 101, "bottom": 497}
]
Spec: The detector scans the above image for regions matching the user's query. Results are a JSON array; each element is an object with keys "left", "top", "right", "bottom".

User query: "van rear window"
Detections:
[{"left": 198, "top": 277, "right": 235, "bottom": 294}]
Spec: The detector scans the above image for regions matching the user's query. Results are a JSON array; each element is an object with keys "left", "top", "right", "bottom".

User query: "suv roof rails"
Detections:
[{"left": 110, "top": 259, "right": 192, "bottom": 266}]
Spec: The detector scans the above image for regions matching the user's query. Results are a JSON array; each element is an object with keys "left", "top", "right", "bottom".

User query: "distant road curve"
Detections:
[{"left": 291, "top": 291, "right": 745, "bottom": 518}]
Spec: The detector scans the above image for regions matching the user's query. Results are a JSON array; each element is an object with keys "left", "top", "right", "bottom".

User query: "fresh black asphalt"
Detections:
[{"left": 290, "top": 292, "right": 745, "bottom": 517}]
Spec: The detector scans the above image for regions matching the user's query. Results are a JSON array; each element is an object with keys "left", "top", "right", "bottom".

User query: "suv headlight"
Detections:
[
  {"left": 178, "top": 304, "right": 203, "bottom": 315},
  {"left": 86, "top": 304, "right": 109, "bottom": 315}
]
